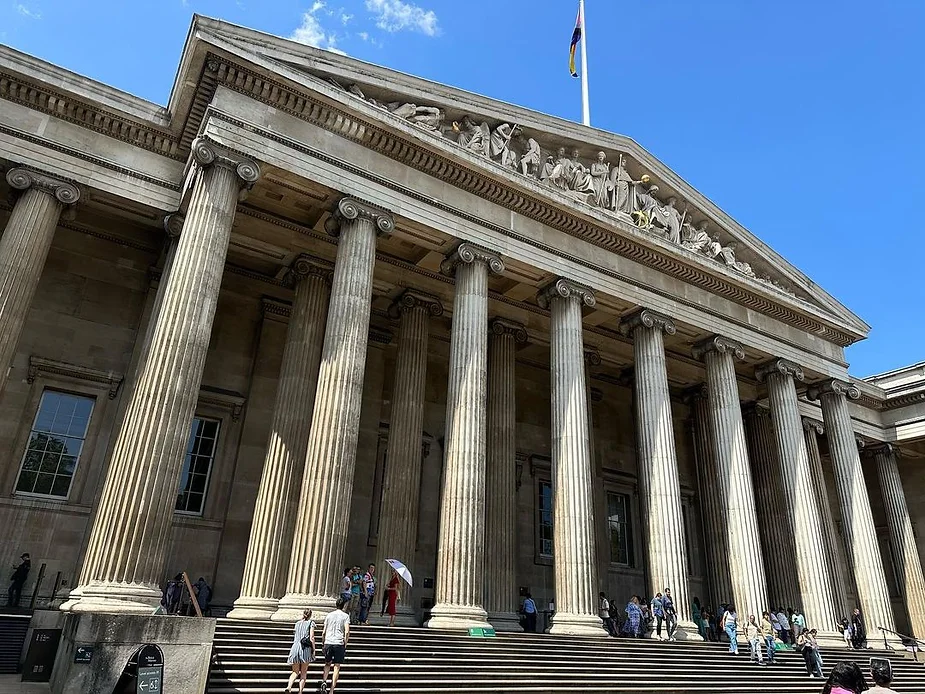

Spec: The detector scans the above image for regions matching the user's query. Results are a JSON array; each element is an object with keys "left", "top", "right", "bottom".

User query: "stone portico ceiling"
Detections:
[{"left": 0, "top": 15, "right": 870, "bottom": 348}]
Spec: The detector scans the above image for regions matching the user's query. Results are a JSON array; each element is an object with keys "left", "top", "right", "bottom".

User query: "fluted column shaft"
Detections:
[
  {"left": 484, "top": 319, "right": 524, "bottom": 631},
  {"left": 874, "top": 445, "right": 925, "bottom": 638},
  {"left": 375, "top": 291, "right": 440, "bottom": 626},
  {"left": 758, "top": 361, "right": 838, "bottom": 639},
  {"left": 228, "top": 261, "right": 330, "bottom": 620},
  {"left": 689, "top": 390, "right": 732, "bottom": 608},
  {"left": 541, "top": 279, "right": 601, "bottom": 636},
  {"left": 802, "top": 419, "right": 850, "bottom": 619},
  {"left": 621, "top": 309, "right": 697, "bottom": 638},
  {"left": 429, "top": 243, "right": 503, "bottom": 630},
  {"left": 70, "top": 139, "right": 259, "bottom": 613},
  {"left": 0, "top": 169, "right": 79, "bottom": 395},
  {"left": 274, "top": 198, "right": 393, "bottom": 620},
  {"left": 811, "top": 380, "right": 897, "bottom": 642},
  {"left": 695, "top": 337, "right": 767, "bottom": 619},
  {"left": 743, "top": 406, "right": 799, "bottom": 610}
]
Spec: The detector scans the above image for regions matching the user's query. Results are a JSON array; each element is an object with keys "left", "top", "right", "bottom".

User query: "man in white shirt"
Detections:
[
  {"left": 320, "top": 597, "right": 351, "bottom": 694},
  {"left": 598, "top": 592, "right": 615, "bottom": 636}
]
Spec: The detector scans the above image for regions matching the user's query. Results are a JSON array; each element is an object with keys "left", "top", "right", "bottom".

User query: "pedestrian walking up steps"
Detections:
[{"left": 208, "top": 619, "right": 925, "bottom": 694}]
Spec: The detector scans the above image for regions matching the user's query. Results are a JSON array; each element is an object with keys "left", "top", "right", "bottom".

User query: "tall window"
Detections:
[
  {"left": 538, "top": 480, "right": 554, "bottom": 558},
  {"left": 607, "top": 492, "right": 634, "bottom": 566},
  {"left": 175, "top": 417, "right": 220, "bottom": 515},
  {"left": 15, "top": 391, "right": 95, "bottom": 499}
]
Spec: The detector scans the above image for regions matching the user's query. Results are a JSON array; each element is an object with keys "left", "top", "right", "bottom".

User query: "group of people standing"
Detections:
[
  {"left": 338, "top": 563, "right": 402, "bottom": 627},
  {"left": 598, "top": 589, "right": 680, "bottom": 640}
]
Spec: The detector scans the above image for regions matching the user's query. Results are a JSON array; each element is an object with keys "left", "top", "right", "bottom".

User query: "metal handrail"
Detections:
[{"left": 877, "top": 625, "right": 925, "bottom": 660}]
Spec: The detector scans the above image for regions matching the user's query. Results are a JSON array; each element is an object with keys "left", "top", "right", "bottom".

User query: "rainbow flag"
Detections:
[{"left": 569, "top": 4, "right": 582, "bottom": 78}]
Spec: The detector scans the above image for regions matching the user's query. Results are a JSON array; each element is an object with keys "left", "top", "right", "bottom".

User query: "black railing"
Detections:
[{"left": 877, "top": 625, "right": 925, "bottom": 660}]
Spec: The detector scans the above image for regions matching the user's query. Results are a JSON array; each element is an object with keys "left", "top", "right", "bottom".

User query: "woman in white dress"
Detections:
[{"left": 286, "top": 609, "right": 315, "bottom": 693}]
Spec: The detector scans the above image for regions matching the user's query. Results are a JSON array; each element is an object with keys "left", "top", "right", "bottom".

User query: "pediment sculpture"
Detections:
[{"left": 330, "top": 81, "right": 795, "bottom": 297}]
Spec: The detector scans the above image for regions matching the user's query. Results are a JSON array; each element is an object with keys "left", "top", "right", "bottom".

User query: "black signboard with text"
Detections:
[{"left": 21, "top": 628, "right": 61, "bottom": 682}]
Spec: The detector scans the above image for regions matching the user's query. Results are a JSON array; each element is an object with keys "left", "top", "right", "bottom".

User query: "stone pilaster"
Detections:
[
  {"left": 686, "top": 386, "right": 732, "bottom": 608},
  {"left": 227, "top": 257, "right": 331, "bottom": 620},
  {"left": 756, "top": 360, "right": 839, "bottom": 642},
  {"left": 871, "top": 444, "right": 925, "bottom": 638},
  {"left": 273, "top": 197, "right": 393, "bottom": 621},
  {"left": 808, "top": 379, "right": 898, "bottom": 644},
  {"left": 0, "top": 168, "right": 79, "bottom": 395},
  {"left": 428, "top": 243, "right": 503, "bottom": 631},
  {"left": 742, "top": 404, "right": 799, "bottom": 611},
  {"left": 68, "top": 138, "right": 259, "bottom": 613},
  {"left": 375, "top": 290, "right": 442, "bottom": 626},
  {"left": 620, "top": 308, "right": 699, "bottom": 639},
  {"left": 802, "top": 418, "right": 850, "bottom": 619},
  {"left": 484, "top": 318, "right": 526, "bottom": 631},
  {"left": 539, "top": 279, "right": 601, "bottom": 636},
  {"left": 692, "top": 336, "right": 767, "bottom": 620}
]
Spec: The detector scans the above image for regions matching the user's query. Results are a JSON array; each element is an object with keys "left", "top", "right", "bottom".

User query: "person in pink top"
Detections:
[{"left": 822, "top": 660, "right": 869, "bottom": 694}]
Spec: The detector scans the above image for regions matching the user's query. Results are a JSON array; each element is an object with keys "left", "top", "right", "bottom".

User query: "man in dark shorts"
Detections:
[{"left": 320, "top": 597, "right": 351, "bottom": 693}]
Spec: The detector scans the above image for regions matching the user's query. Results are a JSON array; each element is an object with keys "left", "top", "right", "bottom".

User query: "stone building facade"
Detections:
[{"left": 1, "top": 17, "right": 925, "bottom": 644}]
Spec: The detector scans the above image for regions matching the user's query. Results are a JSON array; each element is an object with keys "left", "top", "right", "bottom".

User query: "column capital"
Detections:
[
  {"left": 801, "top": 417, "right": 825, "bottom": 435},
  {"left": 440, "top": 242, "right": 504, "bottom": 276},
  {"left": 163, "top": 213, "right": 184, "bottom": 238},
  {"left": 806, "top": 378, "right": 860, "bottom": 402},
  {"left": 692, "top": 335, "right": 745, "bottom": 361},
  {"left": 584, "top": 347, "right": 602, "bottom": 366},
  {"left": 681, "top": 383, "right": 709, "bottom": 404},
  {"left": 289, "top": 254, "right": 333, "bottom": 286},
  {"left": 190, "top": 137, "right": 260, "bottom": 190},
  {"left": 741, "top": 400, "right": 771, "bottom": 418},
  {"left": 388, "top": 289, "right": 444, "bottom": 318},
  {"left": 489, "top": 318, "right": 528, "bottom": 343},
  {"left": 619, "top": 308, "right": 676, "bottom": 337},
  {"left": 6, "top": 167, "right": 80, "bottom": 205},
  {"left": 865, "top": 442, "right": 897, "bottom": 459},
  {"left": 755, "top": 358, "right": 804, "bottom": 383},
  {"left": 536, "top": 278, "right": 596, "bottom": 310},
  {"left": 324, "top": 196, "right": 394, "bottom": 237}
]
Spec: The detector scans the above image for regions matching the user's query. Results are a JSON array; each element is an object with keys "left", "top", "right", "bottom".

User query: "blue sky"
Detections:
[{"left": 2, "top": 0, "right": 923, "bottom": 377}]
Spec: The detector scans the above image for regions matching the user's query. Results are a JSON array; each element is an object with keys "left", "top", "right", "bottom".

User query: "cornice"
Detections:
[{"left": 27, "top": 355, "right": 124, "bottom": 399}]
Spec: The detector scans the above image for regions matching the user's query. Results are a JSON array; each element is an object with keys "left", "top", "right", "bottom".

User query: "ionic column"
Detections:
[
  {"left": 686, "top": 386, "right": 732, "bottom": 608},
  {"left": 692, "top": 336, "right": 767, "bottom": 620},
  {"left": 273, "top": 198, "right": 393, "bottom": 620},
  {"left": 375, "top": 290, "right": 443, "bottom": 626},
  {"left": 802, "top": 418, "right": 850, "bottom": 620},
  {"left": 756, "top": 360, "right": 839, "bottom": 641},
  {"left": 428, "top": 243, "right": 503, "bottom": 630},
  {"left": 808, "top": 379, "right": 898, "bottom": 644},
  {"left": 872, "top": 444, "right": 925, "bottom": 638},
  {"left": 0, "top": 168, "right": 79, "bottom": 395},
  {"left": 484, "top": 318, "right": 527, "bottom": 631},
  {"left": 742, "top": 404, "right": 799, "bottom": 610},
  {"left": 620, "top": 308, "right": 699, "bottom": 639},
  {"left": 539, "top": 279, "right": 601, "bottom": 636},
  {"left": 69, "top": 138, "right": 259, "bottom": 613},
  {"left": 227, "top": 257, "right": 331, "bottom": 620}
]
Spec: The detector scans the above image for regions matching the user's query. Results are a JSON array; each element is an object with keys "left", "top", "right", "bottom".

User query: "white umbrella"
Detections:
[{"left": 385, "top": 558, "right": 413, "bottom": 587}]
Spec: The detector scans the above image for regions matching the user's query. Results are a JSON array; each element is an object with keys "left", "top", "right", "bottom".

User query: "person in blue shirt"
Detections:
[
  {"left": 521, "top": 592, "right": 537, "bottom": 633},
  {"left": 650, "top": 592, "right": 665, "bottom": 640},
  {"left": 662, "top": 588, "right": 678, "bottom": 641}
]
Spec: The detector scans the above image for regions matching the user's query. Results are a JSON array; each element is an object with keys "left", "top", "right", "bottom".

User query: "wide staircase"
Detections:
[{"left": 208, "top": 619, "right": 925, "bottom": 693}]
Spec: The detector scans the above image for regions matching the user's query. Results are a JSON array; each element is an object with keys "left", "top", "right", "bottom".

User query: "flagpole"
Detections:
[{"left": 579, "top": 0, "right": 590, "bottom": 126}]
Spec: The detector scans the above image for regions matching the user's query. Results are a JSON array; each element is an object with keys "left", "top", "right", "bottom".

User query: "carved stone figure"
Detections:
[
  {"left": 386, "top": 102, "right": 444, "bottom": 131},
  {"left": 682, "top": 220, "right": 712, "bottom": 253},
  {"left": 490, "top": 124, "right": 522, "bottom": 169},
  {"left": 569, "top": 149, "right": 596, "bottom": 195},
  {"left": 707, "top": 234, "right": 737, "bottom": 266},
  {"left": 520, "top": 138, "right": 541, "bottom": 178},
  {"left": 660, "top": 198, "right": 683, "bottom": 244},
  {"left": 454, "top": 116, "right": 490, "bottom": 156},
  {"left": 540, "top": 155, "right": 556, "bottom": 182},
  {"left": 631, "top": 177, "right": 662, "bottom": 228},
  {"left": 547, "top": 147, "right": 573, "bottom": 191},
  {"left": 589, "top": 152, "right": 612, "bottom": 208},
  {"left": 608, "top": 155, "right": 634, "bottom": 214}
]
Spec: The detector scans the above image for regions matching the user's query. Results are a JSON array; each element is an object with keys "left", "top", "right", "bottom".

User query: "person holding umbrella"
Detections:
[{"left": 384, "top": 568, "right": 400, "bottom": 626}]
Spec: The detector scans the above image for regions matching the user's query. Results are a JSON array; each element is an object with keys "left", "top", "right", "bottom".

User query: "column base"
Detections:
[
  {"left": 488, "top": 611, "right": 522, "bottom": 632},
  {"left": 271, "top": 593, "right": 336, "bottom": 622},
  {"left": 375, "top": 604, "right": 420, "bottom": 627},
  {"left": 672, "top": 619, "right": 705, "bottom": 642},
  {"left": 814, "top": 629, "right": 853, "bottom": 649},
  {"left": 426, "top": 603, "right": 489, "bottom": 631},
  {"left": 548, "top": 611, "right": 605, "bottom": 637},
  {"left": 862, "top": 629, "right": 905, "bottom": 651},
  {"left": 58, "top": 587, "right": 83, "bottom": 612},
  {"left": 68, "top": 582, "right": 162, "bottom": 615},
  {"left": 227, "top": 596, "right": 279, "bottom": 621}
]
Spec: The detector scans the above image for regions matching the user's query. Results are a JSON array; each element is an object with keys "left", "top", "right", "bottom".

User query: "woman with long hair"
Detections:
[
  {"left": 384, "top": 568, "right": 400, "bottom": 627},
  {"left": 822, "top": 660, "right": 869, "bottom": 693},
  {"left": 622, "top": 595, "right": 642, "bottom": 637},
  {"left": 286, "top": 609, "right": 316, "bottom": 694}
]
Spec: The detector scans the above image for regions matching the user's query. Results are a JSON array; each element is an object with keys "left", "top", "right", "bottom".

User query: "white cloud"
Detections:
[
  {"left": 16, "top": 3, "right": 41, "bottom": 19},
  {"left": 358, "top": 31, "right": 369, "bottom": 41},
  {"left": 341, "top": 12, "right": 353, "bottom": 24},
  {"left": 364, "top": 0, "right": 439, "bottom": 36},
  {"left": 291, "top": 2, "right": 346, "bottom": 53}
]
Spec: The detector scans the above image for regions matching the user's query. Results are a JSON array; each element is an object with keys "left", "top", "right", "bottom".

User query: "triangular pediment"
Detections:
[{"left": 183, "top": 17, "right": 869, "bottom": 343}]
